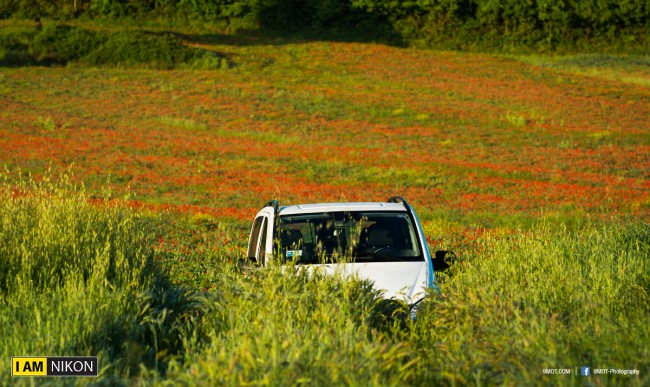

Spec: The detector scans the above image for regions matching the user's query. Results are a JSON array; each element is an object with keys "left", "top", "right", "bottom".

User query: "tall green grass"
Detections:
[
  {"left": 152, "top": 269, "right": 415, "bottom": 385},
  {"left": 1, "top": 172, "right": 648, "bottom": 384},
  {"left": 147, "top": 219, "right": 649, "bottom": 385},
  {"left": 0, "top": 171, "right": 163, "bottom": 383},
  {"left": 413, "top": 222, "right": 650, "bottom": 385}
]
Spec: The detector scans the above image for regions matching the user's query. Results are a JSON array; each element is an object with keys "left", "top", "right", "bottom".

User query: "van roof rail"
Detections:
[
  {"left": 387, "top": 196, "right": 408, "bottom": 206},
  {"left": 263, "top": 200, "right": 279, "bottom": 214},
  {"left": 388, "top": 196, "right": 415, "bottom": 214}
]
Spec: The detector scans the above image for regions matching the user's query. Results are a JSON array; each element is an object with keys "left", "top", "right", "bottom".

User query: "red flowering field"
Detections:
[
  {"left": 1, "top": 41, "right": 649, "bottom": 227},
  {"left": 2, "top": 35, "right": 650, "bottom": 385}
]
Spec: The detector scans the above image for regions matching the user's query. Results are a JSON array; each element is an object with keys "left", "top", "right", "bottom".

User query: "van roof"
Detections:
[{"left": 278, "top": 202, "right": 407, "bottom": 216}]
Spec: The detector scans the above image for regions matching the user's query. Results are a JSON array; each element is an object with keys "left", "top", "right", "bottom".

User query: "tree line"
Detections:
[{"left": 2, "top": 0, "right": 648, "bottom": 50}]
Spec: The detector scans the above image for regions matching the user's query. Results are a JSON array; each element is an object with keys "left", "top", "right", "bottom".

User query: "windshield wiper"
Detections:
[{"left": 357, "top": 249, "right": 405, "bottom": 262}]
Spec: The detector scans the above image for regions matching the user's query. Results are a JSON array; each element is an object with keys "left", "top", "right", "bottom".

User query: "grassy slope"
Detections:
[
  {"left": 1, "top": 22, "right": 649, "bottom": 385},
  {"left": 1, "top": 23, "right": 648, "bottom": 227}
]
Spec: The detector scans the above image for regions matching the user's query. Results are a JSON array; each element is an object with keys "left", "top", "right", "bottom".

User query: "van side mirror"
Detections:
[{"left": 432, "top": 250, "right": 456, "bottom": 271}]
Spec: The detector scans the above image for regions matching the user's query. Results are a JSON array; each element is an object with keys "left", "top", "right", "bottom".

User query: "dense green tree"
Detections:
[{"left": 1, "top": 0, "right": 647, "bottom": 50}]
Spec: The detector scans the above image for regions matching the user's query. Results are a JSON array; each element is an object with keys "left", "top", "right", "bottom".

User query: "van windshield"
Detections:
[{"left": 278, "top": 211, "right": 423, "bottom": 264}]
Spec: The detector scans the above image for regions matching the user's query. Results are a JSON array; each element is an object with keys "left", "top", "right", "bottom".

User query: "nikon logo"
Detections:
[{"left": 12, "top": 356, "right": 98, "bottom": 377}]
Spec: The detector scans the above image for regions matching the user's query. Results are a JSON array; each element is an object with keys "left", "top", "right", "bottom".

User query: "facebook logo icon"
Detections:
[{"left": 581, "top": 367, "right": 591, "bottom": 376}]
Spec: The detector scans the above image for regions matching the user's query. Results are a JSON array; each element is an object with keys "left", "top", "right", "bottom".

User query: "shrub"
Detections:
[
  {"left": 0, "top": 27, "right": 36, "bottom": 65},
  {"left": 30, "top": 23, "right": 101, "bottom": 64},
  {"left": 24, "top": 23, "right": 227, "bottom": 69},
  {"left": 83, "top": 30, "right": 197, "bottom": 68}
]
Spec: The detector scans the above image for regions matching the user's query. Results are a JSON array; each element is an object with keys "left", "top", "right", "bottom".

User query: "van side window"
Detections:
[
  {"left": 257, "top": 217, "right": 268, "bottom": 264},
  {"left": 247, "top": 216, "right": 264, "bottom": 259}
]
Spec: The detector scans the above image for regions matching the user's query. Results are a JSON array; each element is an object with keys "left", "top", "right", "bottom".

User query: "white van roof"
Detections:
[{"left": 278, "top": 202, "right": 407, "bottom": 216}]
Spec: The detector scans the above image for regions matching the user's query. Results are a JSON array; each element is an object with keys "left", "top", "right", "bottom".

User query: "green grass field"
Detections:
[{"left": 1, "top": 21, "right": 649, "bottom": 385}]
